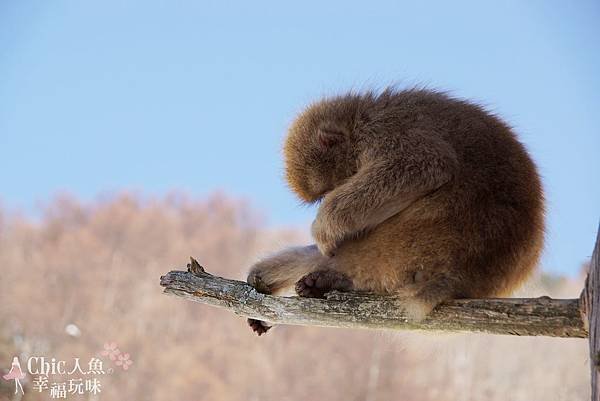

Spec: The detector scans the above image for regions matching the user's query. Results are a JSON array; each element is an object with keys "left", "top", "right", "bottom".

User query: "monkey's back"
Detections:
[{"left": 334, "top": 92, "right": 544, "bottom": 298}]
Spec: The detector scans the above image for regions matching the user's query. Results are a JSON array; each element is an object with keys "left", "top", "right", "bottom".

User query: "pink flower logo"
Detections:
[
  {"left": 98, "top": 341, "right": 134, "bottom": 372},
  {"left": 101, "top": 342, "right": 120, "bottom": 361},
  {"left": 115, "top": 353, "right": 133, "bottom": 370}
]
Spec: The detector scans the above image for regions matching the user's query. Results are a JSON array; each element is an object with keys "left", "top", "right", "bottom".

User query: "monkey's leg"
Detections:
[
  {"left": 246, "top": 245, "right": 328, "bottom": 335},
  {"left": 247, "top": 245, "right": 328, "bottom": 294},
  {"left": 401, "top": 274, "right": 464, "bottom": 321},
  {"left": 293, "top": 266, "right": 462, "bottom": 323}
]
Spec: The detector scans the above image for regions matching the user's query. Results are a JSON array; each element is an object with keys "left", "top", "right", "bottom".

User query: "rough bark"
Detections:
[
  {"left": 160, "top": 258, "right": 586, "bottom": 338},
  {"left": 581, "top": 225, "right": 600, "bottom": 400}
]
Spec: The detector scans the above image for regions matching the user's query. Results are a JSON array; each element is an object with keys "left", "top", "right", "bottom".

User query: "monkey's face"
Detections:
[{"left": 283, "top": 99, "right": 359, "bottom": 203}]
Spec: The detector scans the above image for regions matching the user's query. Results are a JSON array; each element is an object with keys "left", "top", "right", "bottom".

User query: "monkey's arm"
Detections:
[{"left": 312, "top": 131, "right": 458, "bottom": 256}]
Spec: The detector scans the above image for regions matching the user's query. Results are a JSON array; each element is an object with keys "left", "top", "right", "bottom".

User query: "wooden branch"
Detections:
[
  {"left": 160, "top": 258, "right": 586, "bottom": 338},
  {"left": 581, "top": 224, "right": 600, "bottom": 400}
]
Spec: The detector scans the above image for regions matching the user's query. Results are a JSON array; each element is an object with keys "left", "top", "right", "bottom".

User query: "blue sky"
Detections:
[{"left": 1, "top": 0, "right": 598, "bottom": 276}]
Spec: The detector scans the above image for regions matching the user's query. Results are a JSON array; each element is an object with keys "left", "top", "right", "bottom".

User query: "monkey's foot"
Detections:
[
  {"left": 247, "top": 318, "right": 272, "bottom": 336},
  {"left": 295, "top": 270, "right": 353, "bottom": 298},
  {"left": 247, "top": 270, "right": 272, "bottom": 294}
]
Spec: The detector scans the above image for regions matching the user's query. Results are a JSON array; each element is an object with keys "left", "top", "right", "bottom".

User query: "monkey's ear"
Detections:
[{"left": 318, "top": 128, "right": 345, "bottom": 149}]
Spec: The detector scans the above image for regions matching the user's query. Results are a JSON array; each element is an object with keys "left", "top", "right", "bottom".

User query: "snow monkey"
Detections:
[{"left": 246, "top": 88, "right": 544, "bottom": 335}]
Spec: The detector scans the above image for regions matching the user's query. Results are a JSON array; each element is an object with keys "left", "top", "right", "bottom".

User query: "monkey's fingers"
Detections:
[
  {"left": 313, "top": 239, "right": 338, "bottom": 257},
  {"left": 247, "top": 318, "right": 272, "bottom": 336},
  {"left": 295, "top": 269, "right": 353, "bottom": 298}
]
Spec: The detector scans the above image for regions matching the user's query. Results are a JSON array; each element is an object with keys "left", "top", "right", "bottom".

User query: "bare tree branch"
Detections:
[{"left": 159, "top": 258, "right": 586, "bottom": 338}]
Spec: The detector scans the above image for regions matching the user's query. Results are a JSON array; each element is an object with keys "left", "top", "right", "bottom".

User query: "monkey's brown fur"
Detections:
[{"left": 247, "top": 88, "right": 544, "bottom": 335}]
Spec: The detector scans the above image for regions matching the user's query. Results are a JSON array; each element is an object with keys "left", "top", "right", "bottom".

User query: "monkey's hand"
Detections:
[
  {"left": 311, "top": 219, "right": 336, "bottom": 257},
  {"left": 311, "top": 200, "right": 351, "bottom": 257}
]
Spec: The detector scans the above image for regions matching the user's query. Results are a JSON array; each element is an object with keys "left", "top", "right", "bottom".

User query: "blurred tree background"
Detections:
[{"left": 0, "top": 193, "right": 590, "bottom": 401}]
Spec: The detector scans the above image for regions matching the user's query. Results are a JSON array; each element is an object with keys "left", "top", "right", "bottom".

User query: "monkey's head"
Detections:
[{"left": 283, "top": 95, "right": 364, "bottom": 203}]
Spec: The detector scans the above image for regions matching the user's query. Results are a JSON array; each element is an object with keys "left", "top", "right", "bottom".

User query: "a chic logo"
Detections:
[{"left": 1, "top": 342, "right": 133, "bottom": 398}]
